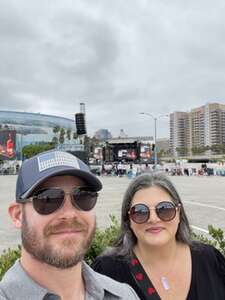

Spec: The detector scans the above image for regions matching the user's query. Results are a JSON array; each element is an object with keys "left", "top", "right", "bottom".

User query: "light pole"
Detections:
[{"left": 139, "top": 112, "right": 168, "bottom": 169}]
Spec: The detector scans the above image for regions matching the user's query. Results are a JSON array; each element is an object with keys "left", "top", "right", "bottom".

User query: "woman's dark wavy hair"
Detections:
[{"left": 105, "top": 172, "right": 192, "bottom": 258}]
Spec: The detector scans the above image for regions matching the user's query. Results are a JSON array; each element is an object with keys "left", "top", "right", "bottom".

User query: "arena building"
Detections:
[{"left": 0, "top": 110, "right": 76, "bottom": 159}]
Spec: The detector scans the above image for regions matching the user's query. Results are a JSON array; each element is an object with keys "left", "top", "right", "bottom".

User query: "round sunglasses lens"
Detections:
[
  {"left": 72, "top": 187, "right": 98, "bottom": 211},
  {"left": 130, "top": 204, "right": 149, "bottom": 224},
  {"left": 33, "top": 188, "right": 64, "bottom": 215},
  {"left": 156, "top": 202, "right": 176, "bottom": 221}
]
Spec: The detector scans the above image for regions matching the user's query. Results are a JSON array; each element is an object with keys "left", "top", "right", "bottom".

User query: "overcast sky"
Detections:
[{"left": 1, "top": 0, "right": 225, "bottom": 138}]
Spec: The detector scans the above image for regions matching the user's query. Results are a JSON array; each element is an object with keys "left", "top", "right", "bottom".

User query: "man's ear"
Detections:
[{"left": 8, "top": 202, "right": 23, "bottom": 229}]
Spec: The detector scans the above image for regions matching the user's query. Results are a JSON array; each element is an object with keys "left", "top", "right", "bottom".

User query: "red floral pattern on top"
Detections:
[
  {"left": 135, "top": 272, "right": 144, "bottom": 281},
  {"left": 131, "top": 258, "right": 139, "bottom": 266},
  {"left": 147, "top": 287, "right": 156, "bottom": 295},
  {"left": 130, "top": 254, "right": 159, "bottom": 299}
]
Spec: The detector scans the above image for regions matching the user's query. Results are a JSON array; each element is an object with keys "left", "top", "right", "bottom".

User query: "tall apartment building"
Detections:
[
  {"left": 170, "top": 103, "right": 225, "bottom": 156},
  {"left": 170, "top": 112, "right": 189, "bottom": 157},
  {"left": 190, "top": 105, "right": 205, "bottom": 149}
]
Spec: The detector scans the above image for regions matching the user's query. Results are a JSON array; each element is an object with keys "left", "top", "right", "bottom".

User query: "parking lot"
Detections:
[{"left": 0, "top": 174, "right": 225, "bottom": 254}]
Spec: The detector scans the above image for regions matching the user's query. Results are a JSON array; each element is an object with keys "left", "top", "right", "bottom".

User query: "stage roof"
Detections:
[{"left": 107, "top": 136, "right": 153, "bottom": 144}]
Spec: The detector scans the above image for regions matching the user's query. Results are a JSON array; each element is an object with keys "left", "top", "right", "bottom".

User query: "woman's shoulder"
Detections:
[
  {"left": 92, "top": 254, "right": 132, "bottom": 283},
  {"left": 191, "top": 241, "right": 224, "bottom": 259},
  {"left": 92, "top": 254, "right": 129, "bottom": 272},
  {"left": 190, "top": 242, "right": 225, "bottom": 280}
]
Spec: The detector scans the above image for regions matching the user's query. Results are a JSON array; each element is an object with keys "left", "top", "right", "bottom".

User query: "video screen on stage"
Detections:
[
  {"left": 94, "top": 147, "right": 103, "bottom": 160},
  {"left": 140, "top": 144, "right": 151, "bottom": 158},
  {"left": 118, "top": 149, "right": 137, "bottom": 160},
  {"left": 0, "top": 130, "right": 16, "bottom": 160}
]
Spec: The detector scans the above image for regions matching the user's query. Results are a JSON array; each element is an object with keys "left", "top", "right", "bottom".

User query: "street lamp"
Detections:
[{"left": 139, "top": 112, "right": 168, "bottom": 169}]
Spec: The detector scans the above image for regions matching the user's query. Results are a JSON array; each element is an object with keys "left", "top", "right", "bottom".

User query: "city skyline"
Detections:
[
  {"left": 1, "top": 101, "right": 225, "bottom": 140},
  {"left": 1, "top": 1, "right": 225, "bottom": 137}
]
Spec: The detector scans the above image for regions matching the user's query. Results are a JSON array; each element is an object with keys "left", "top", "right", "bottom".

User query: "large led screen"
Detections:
[
  {"left": 140, "top": 144, "right": 151, "bottom": 158},
  {"left": 0, "top": 130, "right": 16, "bottom": 160},
  {"left": 94, "top": 147, "right": 103, "bottom": 160},
  {"left": 118, "top": 149, "right": 137, "bottom": 160}
]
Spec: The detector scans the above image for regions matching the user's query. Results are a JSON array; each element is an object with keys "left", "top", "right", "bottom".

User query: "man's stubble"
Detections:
[{"left": 21, "top": 207, "right": 96, "bottom": 269}]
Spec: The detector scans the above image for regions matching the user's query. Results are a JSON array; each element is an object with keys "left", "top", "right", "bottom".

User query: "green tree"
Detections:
[
  {"left": 210, "top": 144, "right": 219, "bottom": 154},
  {"left": 59, "top": 128, "right": 65, "bottom": 144},
  {"left": 83, "top": 135, "right": 91, "bottom": 153},
  {"left": 52, "top": 136, "right": 58, "bottom": 145},
  {"left": 66, "top": 129, "right": 71, "bottom": 141},
  {"left": 53, "top": 126, "right": 60, "bottom": 134},
  {"left": 210, "top": 144, "right": 225, "bottom": 154},
  {"left": 73, "top": 132, "right": 78, "bottom": 140},
  {"left": 176, "top": 147, "right": 188, "bottom": 156},
  {"left": 52, "top": 126, "right": 60, "bottom": 146},
  {"left": 22, "top": 143, "right": 55, "bottom": 159},
  {"left": 204, "top": 145, "right": 211, "bottom": 151},
  {"left": 90, "top": 137, "right": 100, "bottom": 153},
  {"left": 191, "top": 146, "right": 205, "bottom": 155},
  {"left": 158, "top": 149, "right": 167, "bottom": 158}
]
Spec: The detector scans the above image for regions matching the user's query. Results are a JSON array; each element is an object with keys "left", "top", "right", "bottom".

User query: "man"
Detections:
[{"left": 0, "top": 150, "right": 139, "bottom": 300}]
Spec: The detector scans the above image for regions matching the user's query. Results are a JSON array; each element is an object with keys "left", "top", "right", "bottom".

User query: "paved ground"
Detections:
[{"left": 0, "top": 175, "right": 225, "bottom": 254}]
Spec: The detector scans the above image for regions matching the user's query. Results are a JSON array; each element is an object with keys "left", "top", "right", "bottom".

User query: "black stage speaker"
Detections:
[{"left": 75, "top": 113, "right": 86, "bottom": 135}]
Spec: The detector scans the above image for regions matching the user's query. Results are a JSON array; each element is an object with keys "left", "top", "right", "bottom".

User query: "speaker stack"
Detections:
[{"left": 75, "top": 113, "right": 86, "bottom": 135}]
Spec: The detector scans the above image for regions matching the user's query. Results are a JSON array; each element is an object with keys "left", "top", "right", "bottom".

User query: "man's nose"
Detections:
[{"left": 59, "top": 193, "right": 79, "bottom": 217}]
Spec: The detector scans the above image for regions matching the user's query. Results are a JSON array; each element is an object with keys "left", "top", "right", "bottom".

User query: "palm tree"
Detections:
[
  {"left": 53, "top": 126, "right": 60, "bottom": 134},
  {"left": 52, "top": 136, "right": 58, "bottom": 145},
  {"left": 59, "top": 128, "right": 65, "bottom": 144},
  {"left": 66, "top": 129, "right": 71, "bottom": 141},
  {"left": 73, "top": 132, "right": 78, "bottom": 140}
]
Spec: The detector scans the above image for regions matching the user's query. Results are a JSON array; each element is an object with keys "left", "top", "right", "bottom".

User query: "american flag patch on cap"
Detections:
[{"left": 37, "top": 151, "right": 80, "bottom": 172}]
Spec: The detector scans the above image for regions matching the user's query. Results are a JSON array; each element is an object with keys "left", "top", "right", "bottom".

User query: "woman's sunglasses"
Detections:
[
  {"left": 20, "top": 186, "right": 98, "bottom": 215},
  {"left": 129, "top": 201, "right": 180, "bottom": 224}
]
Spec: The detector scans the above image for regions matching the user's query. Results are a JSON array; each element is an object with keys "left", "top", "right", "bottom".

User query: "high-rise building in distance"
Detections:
[{"left": 170, "top": 103, "right": 225, "bottom": 156}]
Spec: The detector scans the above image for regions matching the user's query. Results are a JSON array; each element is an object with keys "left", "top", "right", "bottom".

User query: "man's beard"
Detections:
[{"left": 21, "top": 209, "right": 96, "bottom": 269}]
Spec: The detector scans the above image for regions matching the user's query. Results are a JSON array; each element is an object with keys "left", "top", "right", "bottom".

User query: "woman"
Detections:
[{"left": 92, "top": 173, "right": 225, "bottom": 300}]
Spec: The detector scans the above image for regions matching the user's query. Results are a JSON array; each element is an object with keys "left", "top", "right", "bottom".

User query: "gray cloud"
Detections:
[{"left": 0, "top": 0, "right": 225, "bottom": 138}]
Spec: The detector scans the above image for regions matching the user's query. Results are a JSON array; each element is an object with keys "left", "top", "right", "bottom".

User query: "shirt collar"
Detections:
[
  {"left": 2, "top": 260, "right": 121, "bottom": 300},
  {"left": 82, "top": 261, "right": 122, "bottom": 299},
  {"left": 82, "top": 262, "right": 105, "bottom": 299}
]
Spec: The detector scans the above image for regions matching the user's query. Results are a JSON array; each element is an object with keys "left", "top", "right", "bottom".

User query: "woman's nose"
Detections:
[{"left": 148, "top": 208, "right": 160, "bottom": 223}]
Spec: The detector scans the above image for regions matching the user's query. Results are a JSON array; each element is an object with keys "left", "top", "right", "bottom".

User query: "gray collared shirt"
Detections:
[{"left": 0, "top": 260, "right": 139, "bottom": 300}]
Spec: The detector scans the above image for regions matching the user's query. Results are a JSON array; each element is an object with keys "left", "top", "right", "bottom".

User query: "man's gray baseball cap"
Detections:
[{"left": 16, "top": 150, "right": 102, "bottom": 201}]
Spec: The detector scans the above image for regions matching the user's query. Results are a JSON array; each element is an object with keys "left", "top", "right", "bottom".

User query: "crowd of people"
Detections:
[
  {"left": 99, "top": 162, "right": 160, "bottom": 177},
  {"left": 0, "top": 160, "right": 20, "bottom": 175},
  {"left": 98, "top": 161, "right": 225, "bottom": 178}
]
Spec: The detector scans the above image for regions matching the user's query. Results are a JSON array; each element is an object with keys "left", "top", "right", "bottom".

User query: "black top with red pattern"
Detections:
[{"left": 92, "top": 243, "right": 225, "bottom": 300}]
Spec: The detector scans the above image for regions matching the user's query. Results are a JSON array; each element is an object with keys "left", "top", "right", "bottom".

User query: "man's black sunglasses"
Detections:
[{"left": 20, "top": 186, "right": 98, "bottom": 215}]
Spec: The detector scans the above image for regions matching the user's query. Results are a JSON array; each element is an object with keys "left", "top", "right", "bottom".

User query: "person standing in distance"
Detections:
[{"left": 0, "top": 150, "right": 139, "bottom": 300}]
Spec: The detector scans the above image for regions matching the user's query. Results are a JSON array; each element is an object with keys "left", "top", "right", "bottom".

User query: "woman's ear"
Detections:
[{"left": 8, "top": 202, "right": 23, "bottom": 229}]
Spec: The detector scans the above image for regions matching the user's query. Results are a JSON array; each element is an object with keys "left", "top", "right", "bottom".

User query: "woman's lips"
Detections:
[{"left": 146, "top": 227, "right": 164, "bottom": 234}]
